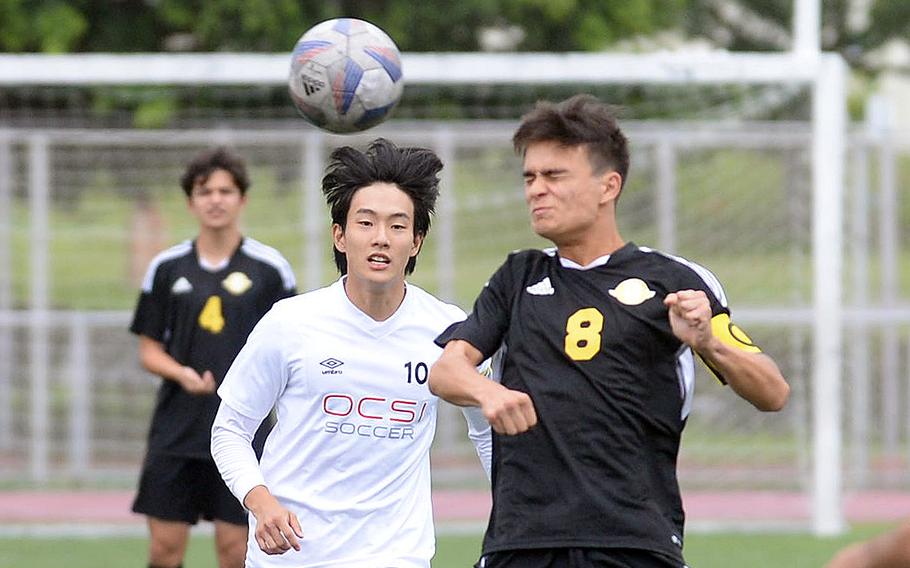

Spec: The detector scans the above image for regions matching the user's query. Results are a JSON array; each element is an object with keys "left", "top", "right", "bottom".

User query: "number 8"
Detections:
[{"left": 564, "top": 307, "right": 604, "bottom": 361}]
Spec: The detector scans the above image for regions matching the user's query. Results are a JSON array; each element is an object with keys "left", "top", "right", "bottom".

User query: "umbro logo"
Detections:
[
  {"left": 525, "top": 277, "right": 555, "bottom": 296},
  {"left": 301, "top": 74, "right": 325, "bottom": 96},
  {"left": 320, "top": 358, "right": 344, "bottom": 375},
  {"left": 171, "top": 277, "right": 193, "bottom": 294}
]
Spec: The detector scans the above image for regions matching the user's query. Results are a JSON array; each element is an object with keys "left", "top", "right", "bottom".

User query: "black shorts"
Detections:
[
  {"left": 132, "top": 453, "right": 247, "bottom": 526},
  {"left": 476, "top": 547, "right": 688, "bottom": 568}
]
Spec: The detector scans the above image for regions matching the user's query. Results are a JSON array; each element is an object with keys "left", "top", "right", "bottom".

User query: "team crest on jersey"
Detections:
[
  {"left": 608, "top": 278, "right": 656, "bottom": 306},
  {"left": 221, "top": 271, "right": 253, "bottom": 295},
  {"left": 171, "top": 276, "right": 193, "bottom": 294}
]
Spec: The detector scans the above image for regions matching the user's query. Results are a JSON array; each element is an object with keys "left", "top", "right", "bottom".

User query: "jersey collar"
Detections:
[{"left": 553, "top": 242, "right": 636, "bottom": 271}]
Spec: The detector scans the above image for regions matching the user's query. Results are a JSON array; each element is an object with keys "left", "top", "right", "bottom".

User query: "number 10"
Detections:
[{"left": 405, "top": 361, "right": 429, "bottom": 384}]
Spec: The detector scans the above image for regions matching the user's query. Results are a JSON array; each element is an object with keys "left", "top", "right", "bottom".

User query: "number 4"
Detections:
[{"left": 198, "top": 295, "right": 225, "bottom": 334}]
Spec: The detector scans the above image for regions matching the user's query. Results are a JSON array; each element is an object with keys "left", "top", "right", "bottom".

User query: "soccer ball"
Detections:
[{"left": 288, "top": 18, "right": 404, "bottom": 134}]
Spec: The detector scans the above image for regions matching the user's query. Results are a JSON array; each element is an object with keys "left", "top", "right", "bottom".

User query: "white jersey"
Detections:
[{"left": 214, "top": 278, "right": 490, "bottom": 568}]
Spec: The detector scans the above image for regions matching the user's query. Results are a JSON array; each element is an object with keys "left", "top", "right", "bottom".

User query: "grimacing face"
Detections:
[
  {"left": 332, "top": 182, "right": 423, "bottom": 292},
  {"left": 521, "top": 141, "right": 614, "bottom": 245}
]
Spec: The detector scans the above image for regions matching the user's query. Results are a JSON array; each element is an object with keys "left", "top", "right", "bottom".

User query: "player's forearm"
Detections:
[
  {"left": 697, "top": 339, "right": 790, "bottom": 411},
  {"left": 429, "top": 351, "right": 494, "bottom": 407},
  {"left": 211, "top": 403, "right": 267, "bottom": 505},
  {"left": 138, "top": 338, "right": 189, "bottom": 383}
]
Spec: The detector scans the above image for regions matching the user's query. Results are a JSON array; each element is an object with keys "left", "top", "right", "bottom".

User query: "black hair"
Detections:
[{"left": 322, "top": 138, "right": 442, "bottom": 275}]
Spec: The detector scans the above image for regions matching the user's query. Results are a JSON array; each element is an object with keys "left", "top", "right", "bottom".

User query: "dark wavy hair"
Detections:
[
  {"left": 512, "top": 94, "right": 630, "bottom": 190},
  {"left": 179, "top": 147, "right": 250, "bottom": 197},
  {"left": 322, "top": 138, "right": 442, "bottom": 275}
]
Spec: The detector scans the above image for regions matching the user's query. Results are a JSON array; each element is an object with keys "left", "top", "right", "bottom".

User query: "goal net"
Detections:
[{"left": 0, "top": 50, "right": 865, "bottom": 535}]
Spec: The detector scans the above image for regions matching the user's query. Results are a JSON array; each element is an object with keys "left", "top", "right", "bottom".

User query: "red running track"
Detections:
[{"left": 0, "top": 490, "right": 909, "bottom": 526}]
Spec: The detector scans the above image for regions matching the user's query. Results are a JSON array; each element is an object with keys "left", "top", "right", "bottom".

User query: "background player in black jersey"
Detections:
[
  {"left": 130, "top": 147, "right": 296, "bottom": 568},
  {"left": 429, "top": 94, "right": 791, "bottom": 568}
]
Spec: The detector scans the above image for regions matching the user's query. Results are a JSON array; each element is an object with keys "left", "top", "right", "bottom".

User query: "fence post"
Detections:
[
  {"left": 28, "top": 134, "right": 51, "bottom": 482},
  {"left": 655, "top": 140, "right": 677, "bottom": 254},
  {"left": 302, "top": 131, "right": 324, "bottom": 292},
  {"left": 811, "top": 53, "right": 847, "bottom": 536},
  {"left": 434, "top": 127, "right": 456, "bottom": 303},
  {"left": 873, "top": 95, "right": 901, "bottom": 456},
  {"left": 847, "top": 135, "right": 871, "bottom": 488},
  {"left": 0, "top": 131, "right": 12, "bottom": 452},
  {"left": 68, "top": 312, "right": 90, "bottom": 478}
]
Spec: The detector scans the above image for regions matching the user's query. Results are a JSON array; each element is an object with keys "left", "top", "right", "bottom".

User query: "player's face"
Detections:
[
  {"left": 187, "top": 169, "right": 246, "bottom": 231},
  {"left": 522, "top": 141, "right": 618, "bottom": 245},
  {"left": 333, "top": 182, "right": 422, "bottom": 292}
]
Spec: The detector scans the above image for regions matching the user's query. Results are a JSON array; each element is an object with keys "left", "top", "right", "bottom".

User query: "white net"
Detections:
[{"left": 1, "top": 53, "right": 900, "bottom": 533}]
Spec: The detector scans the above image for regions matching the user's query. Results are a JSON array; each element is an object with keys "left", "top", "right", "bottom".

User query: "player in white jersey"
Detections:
[{"left": 211, "top": 138, "right": 491, "bottom": 568}]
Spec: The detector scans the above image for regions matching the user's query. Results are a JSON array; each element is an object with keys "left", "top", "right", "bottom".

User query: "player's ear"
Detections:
[
  {"left": 600, "top": 170, "right": 622, "bottom": 204},
  {"left": 410, "top": 232, "right": 423, "bottom": 258},
  {"left": 332, "top": 223, "right": 346, "bottom": 254}
]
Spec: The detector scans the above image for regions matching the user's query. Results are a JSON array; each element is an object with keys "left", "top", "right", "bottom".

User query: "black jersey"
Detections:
[
  {"left": 130, "top": 237, "right": 296, "bottom": 458},
  {"left": 437, "top": 243, "right": 744, "bottom": 561}
]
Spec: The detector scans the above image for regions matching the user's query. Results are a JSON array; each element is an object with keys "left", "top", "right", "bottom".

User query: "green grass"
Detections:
[{"left": 0, "top": 525, "right": 898, "bottom": 568}]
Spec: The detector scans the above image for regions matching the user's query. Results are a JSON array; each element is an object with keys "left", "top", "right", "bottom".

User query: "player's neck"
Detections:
[
  {"left": 555, "top": 227, "right": 624, "bottom": 267},
  {"left": 343, "top": 276, "right": 406, "bottom": 322},
  {"left": 196, "top": 227, "right": 242, "bottom": 266}
]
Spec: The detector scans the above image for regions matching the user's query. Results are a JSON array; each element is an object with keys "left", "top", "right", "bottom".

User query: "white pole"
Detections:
[
  {"left": 878, "top": 127, "right": 900, "bottom": 454},
  {"left": 67, "top": 312, "right": 90, "bottom": 477},
  {"left": 655, "top": 141, "right": 677, "bottom": 254},
  {"left": 434, "top": 127, "right": 456, "bottom": 302},
  {"left": 847, "top": 139, "right": 871, "bottom": 488},
  {"left": 302, "top": 131, "right": 324, "bottom": 291},
  {"left": 0, "top": 131, "right": 12, "bottom": 451},
  {"left": 811, "top": 53, "right": 847, "bottom": 536},
  {"left": 28, "top": 135, "right": 51, "bottom": 482},
  {"left": 793, "top": 0, "right": 821, "bottom": 55}
]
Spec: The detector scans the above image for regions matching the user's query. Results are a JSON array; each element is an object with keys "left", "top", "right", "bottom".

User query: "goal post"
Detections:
[{"left": 0, "top": 49, "right": 847, "bottom": 536}]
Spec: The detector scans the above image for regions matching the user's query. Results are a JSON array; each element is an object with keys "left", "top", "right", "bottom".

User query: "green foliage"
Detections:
[
  {"left": 0, "top": 0, "right": 87, "bottom": 52},
  {"left": 1, "top": 0, "right": 909, "bottom": 59},
  {"left": 866, "top": 0, "right": 910, "bottom": 48},
  {"left": 34, "top": 2, "right": 88, "bottom": 53},
  {"left": 0, "top": 0, "right": 32, "bottom": 51},
  {"left": 157, "top": 0, "right": 324, "bottom": 51},
  {"left": 131, "top": 93, "right": 178, "bottom": 129},
  {"left": 495, "top": 0, "right": 688, "bottom": 51}
]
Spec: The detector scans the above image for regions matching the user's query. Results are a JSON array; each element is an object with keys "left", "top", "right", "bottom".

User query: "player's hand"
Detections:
[
  {"left": 246, "top": 486, "right": 304, "bottom": 555},
  {"left": 664, "top": 290, "right": 713, "bottom": 350},
  {"left": 178, "top": 366, "right": 217, "bottom": 395},
  {"left": 481, "top": 384, "right": 537, "bottom": 435},
  {"left": 823, "top": 543, "right": 865, "bottom": 568}
]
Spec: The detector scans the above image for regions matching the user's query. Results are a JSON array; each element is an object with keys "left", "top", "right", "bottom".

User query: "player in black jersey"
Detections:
[
  {"left": 129, "top": 147, "right": 296, "bottom": 568},
  {"left": 429, "top": 94, "right": 790, "bottom": 568}
]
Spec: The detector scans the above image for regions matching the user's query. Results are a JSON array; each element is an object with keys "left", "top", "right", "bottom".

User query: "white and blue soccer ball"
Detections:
[{"left": 288, "top": 18, "right": 404, "bottom": 134}]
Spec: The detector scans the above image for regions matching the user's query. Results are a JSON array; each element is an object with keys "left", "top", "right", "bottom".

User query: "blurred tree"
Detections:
[
  {"left": 0, "top": 0, "right": 88, "bottom": 52},
  {"left": 683, "top": 0, "right": 910, "bottom": 71},
  {"left": 0, "top": 0, "right": 908, "bottom": 59}
]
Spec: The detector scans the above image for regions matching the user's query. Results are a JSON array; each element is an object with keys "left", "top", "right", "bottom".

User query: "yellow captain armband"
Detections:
[{"left": 710, "top": 313, "right": 761, "bottom": 353}]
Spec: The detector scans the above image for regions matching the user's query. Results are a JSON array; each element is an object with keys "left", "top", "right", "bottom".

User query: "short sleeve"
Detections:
[
  {"left": 435, "top": 258, "right": 514, "bottom": 360},
  {"left": 129, "top": 261, "right": 169, "bottom": 341}
]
